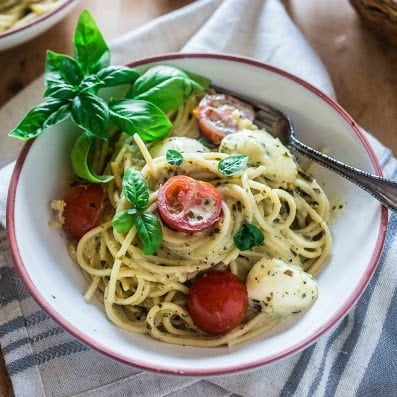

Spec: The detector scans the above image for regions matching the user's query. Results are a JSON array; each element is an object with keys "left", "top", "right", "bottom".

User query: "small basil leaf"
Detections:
[
  {"left": 112, "top": 209, "right": 137, "bottom": 234},
  {"left": 135, "top": 213, "right": 163, "bottom": 255},
  {"left": 130, "top": 76, "right": 203, "bottom": 113},
  {"left": 8, "top": 98, "right": 68, "bottom": 141},
  {"left": 71, "top": 92, "right": 109, "bottom": 139},
  {"left": 70, "top": 133, "right": 113, "bottom": 183},
  {"left": 73, "top": 9, "right": 110, "bottom": 75},
  {"left": 122, "top": 168, "right": 149, "bottom": 211},
  {"left": 96, "top": 66, "right": 140, "bottom": 87},
  {"left": 109, "top": 99, "right": 172, "bottom": 141},
  {"left": 218, "top": 154, "right": 249, "bottom": 176},
  {"left": 166, "top": 149, "right": 183, "bottom": 166},
  {"left": 234, "top": 223, "right": 264, "bottom": 251},
  {"left": 45, "top": 50, "right": 84, "bottom": 87}
]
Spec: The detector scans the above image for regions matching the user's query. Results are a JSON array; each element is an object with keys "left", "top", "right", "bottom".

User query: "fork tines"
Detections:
[{"left": 211, "top": 84, "right": 285, "bottom": 132}]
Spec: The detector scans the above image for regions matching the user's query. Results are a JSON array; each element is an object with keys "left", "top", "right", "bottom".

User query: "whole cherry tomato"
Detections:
[
  {"left": 63, "top": 182, "right": 104, "bottom": 240},
  {"left": 187, "top": 271, "right": 248, "bottom": 335},
  {"left": 193, "top": 94, "right": 255, "bottom": 144},
  {"left": 157, "top": 175, "right": 222, "bottom": 233}
]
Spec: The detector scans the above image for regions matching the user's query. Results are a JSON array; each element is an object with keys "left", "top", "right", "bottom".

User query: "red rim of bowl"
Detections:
[
  {"left": 6, "top": 53, "right": 388, "bottom": 376},
  {"left": 0, "top": 0, "right": 78, "bottom": 40}
]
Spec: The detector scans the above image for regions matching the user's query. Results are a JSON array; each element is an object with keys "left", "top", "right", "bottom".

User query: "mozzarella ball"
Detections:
[{"left": 246, "top": 258, "right": 318, "bottom": 317}]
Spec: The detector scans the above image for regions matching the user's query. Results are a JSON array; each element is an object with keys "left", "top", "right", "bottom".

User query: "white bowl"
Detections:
[
  {"left": 0, "top": 0, "right": 81, "bottom": 51},
  {"left": 7, "top": 53, "right": 388, "bottom": 375}
]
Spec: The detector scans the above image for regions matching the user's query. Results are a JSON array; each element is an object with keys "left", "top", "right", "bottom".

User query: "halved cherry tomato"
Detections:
[
  {"left": 193, "top": 94, "right": 255, "bottom": 144},
  {"left": 187, "top": 271, "right": 248, "bottom": 335},
  {"left": 157, "top": 175, "right": 222, "bottom": 233},
  {"left": 63, "top": 182, "right": 104, "bottom": 240}
]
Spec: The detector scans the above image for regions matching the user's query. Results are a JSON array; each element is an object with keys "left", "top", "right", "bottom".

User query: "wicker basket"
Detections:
[{"left": 350, "top": 0, "right": 397, "bottom": 44}]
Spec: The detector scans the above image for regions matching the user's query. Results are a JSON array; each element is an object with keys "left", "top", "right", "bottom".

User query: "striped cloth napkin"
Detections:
[{"left": 0, "top": 0, "right": 396, "bottom": 396}]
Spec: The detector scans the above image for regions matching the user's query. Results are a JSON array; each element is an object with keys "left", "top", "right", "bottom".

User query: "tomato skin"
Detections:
[
  {"left": 194, "top": 94, "right": 255, "bottom": 144},
  {"left": 63, "top": 183, "right": 105, "bottom": 240},
  {"left": 157, "top": 175, "right": 222, "bottom": 233},
  {"left": 187, "top": 271, "right": 248, "bottom": 335}
]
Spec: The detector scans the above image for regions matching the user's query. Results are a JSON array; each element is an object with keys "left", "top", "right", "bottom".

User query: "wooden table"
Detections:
[{"left": 0, "top": 0, "right": 396, "bottom": 395}]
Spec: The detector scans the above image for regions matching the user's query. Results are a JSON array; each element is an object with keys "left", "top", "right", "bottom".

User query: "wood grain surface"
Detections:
[{"left": 0, "top": 0, "right": 396, "bottom": 395}]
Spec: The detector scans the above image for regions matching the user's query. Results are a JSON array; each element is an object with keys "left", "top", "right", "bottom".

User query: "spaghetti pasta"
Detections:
[
  {"left": 0, "top": 0, "right": 62, "bottom": 32},
  {"left": 66, "top": 91, "right": 332, "bottom": 348}
]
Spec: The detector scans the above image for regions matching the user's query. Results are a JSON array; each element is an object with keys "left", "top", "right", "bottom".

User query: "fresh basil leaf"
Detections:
[
  {"left": 109, "top": 98, "right": 172, "bottom": 141},
  {"left": 70, "top": 133, "right": 113, "bottom": 183},
  {"left": 166, "top": 149, "right": 183, "bottom": 166},
  {"left": 71, "top": 91, "right": 110, "bottom": 139},
  {"left": 73, "top": 9, "right": 110, "bottom": 75},
  {"left": 135, "top": 213, "right": 163, "bottom": 255},
  {"left": 130, "top": 76, "right": 203, "bottom": 113},
  {"left": 112, "top": 208, "right": 137, "bottom": 234},
  {"left": 234, "top": 223, "right": 264, "bottom": 251},
  {"left": 218, "top": 154, "right": 249, "bottom": 176},
  {"left": 45, "top": 50, "right": 84, "bottom": 87},
  {"left": 122, "top": 168, "right": 149, "bottom": 211},
  {"left": 8, "top": 98, "right": 69, "bottom": 141},
  {"left": 96, "top": 66, "right": 140, "bottom": 88},
  {"left": 132, "top": 65, "right": 188, "bottom": 94},
  {"left": 128, "top": 65, "right": 205, "bottom": 112}
]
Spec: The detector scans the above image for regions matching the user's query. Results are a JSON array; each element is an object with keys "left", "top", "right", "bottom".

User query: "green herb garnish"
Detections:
[
  {"left": 166, "top": 149, "right": 184, "bottom": 166},
  {"left": 218, "top": 154, "right": 249, "bottom": 176},
  {"left": 134, "top": 213, "right": 163, "bottom": 255},
  {"left": 127, "top": 65, "right": 207, "bottom": 113},
  {"left": 122, "top": 168, "right": 149, "bottom": 211},
  {"left": 8, "top": 9, "right": 208, "bottom": 184},
  {"left": 112, "top": 168, "right": 162, "bottom": 254},
  {"left": 234, "top": 223, "right": 264, "bottom": 250}
]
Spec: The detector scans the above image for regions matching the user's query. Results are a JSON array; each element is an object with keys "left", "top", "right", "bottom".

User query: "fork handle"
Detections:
[{"left": 290, "top": 136, "right": 397, "bottom": 211}]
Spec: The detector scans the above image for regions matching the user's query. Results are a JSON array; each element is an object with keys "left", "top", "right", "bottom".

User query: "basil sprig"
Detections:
[
  {"left": 112, "top": 168, "right": 162, "bottom": 255},
  {"left": 8, "top": 9, "right": 208, "bottom": 184},
  {"left": 234, "top": 223, "right": 264, "bottom": 251}
]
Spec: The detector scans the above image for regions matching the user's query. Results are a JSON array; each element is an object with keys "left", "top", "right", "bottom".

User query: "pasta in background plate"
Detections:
[{"left": 0, "top": 0, "right": 62, "bottom": 32}]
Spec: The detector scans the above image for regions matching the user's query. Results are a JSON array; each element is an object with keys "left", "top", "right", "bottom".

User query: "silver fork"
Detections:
[{"left": 212, "top": 85, "right": 397, "bottom": 211}]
